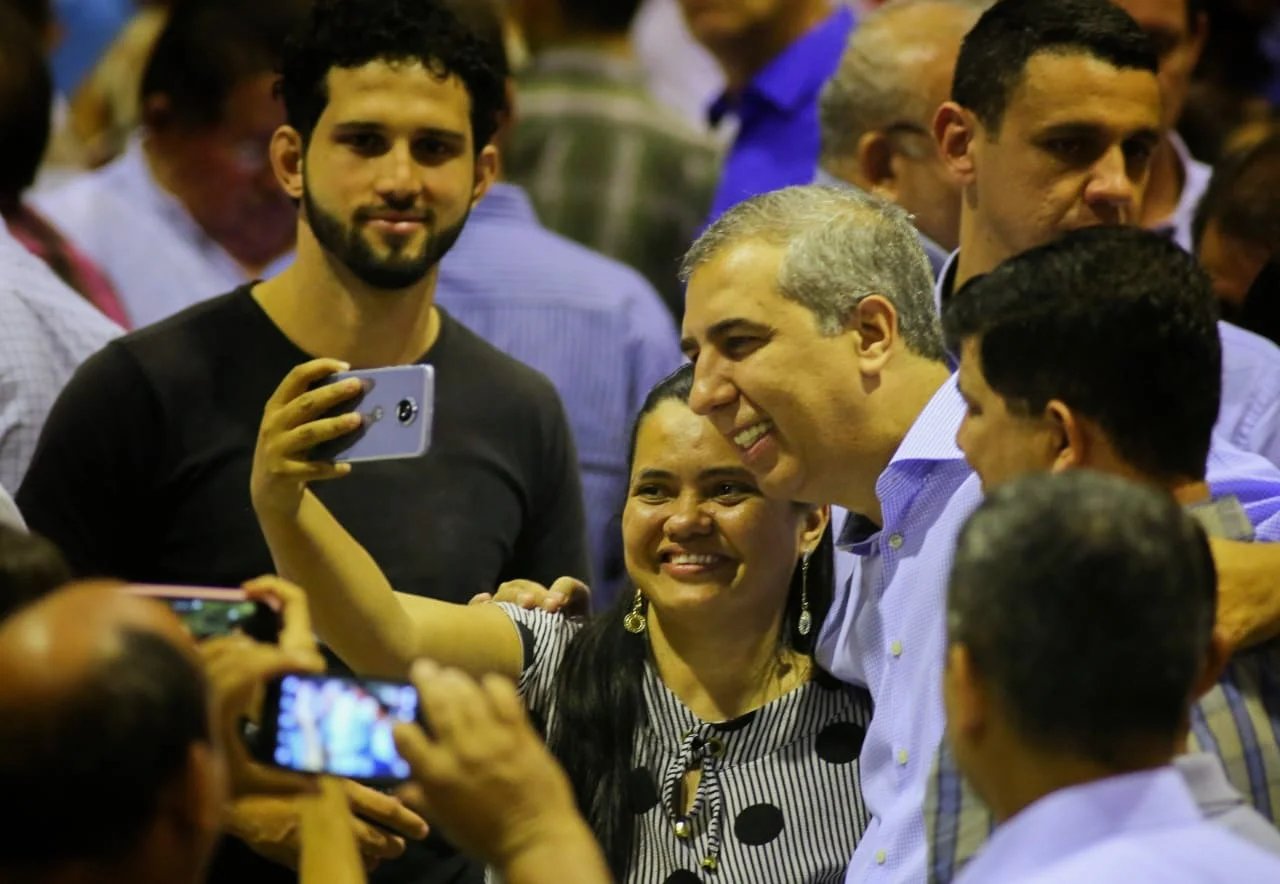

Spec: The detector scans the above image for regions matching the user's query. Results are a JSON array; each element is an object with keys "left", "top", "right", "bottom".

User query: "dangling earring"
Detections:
[
  {"left": 798, "top": 551, "right": 813, "bottom": 637},
  {"left": 623, "top": 587, "right": 647, "bottom": 634}
]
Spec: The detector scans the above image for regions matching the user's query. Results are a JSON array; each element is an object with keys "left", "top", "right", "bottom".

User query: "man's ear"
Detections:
[
  {"left": 270, "top": 126, "right": 305, "bottom": 200},
  {"left": 945, "top": 643, "right": 989, "bottom": 738},
  {"left": 1044, "top": 400, "right": 1085, "bottom": 473},
  {"left": 1191, "top": 631, "right": 1230, "bottom": 701},
  {"left": 856, "top": 130, "right": 900, "bottom": 200},
  {"left": 471, "top": 143, "right": 499, "bottom": 206},
  {"left": 935, "top": 102, "right": 978, "bottom": 186},
  {"left": 140, "top": 93, "right": 175, "bottom": 132},
  {"left": 850, "top": 295, "right": 900, "bottom": 375}
]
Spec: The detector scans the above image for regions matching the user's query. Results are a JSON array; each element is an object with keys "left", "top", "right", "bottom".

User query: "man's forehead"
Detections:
[
  {"left": 1006, "top": 51, "right": 1160, "bottom": 125},
  {"left": 682, "top": 241, "right": 786, "bottom": 333}
]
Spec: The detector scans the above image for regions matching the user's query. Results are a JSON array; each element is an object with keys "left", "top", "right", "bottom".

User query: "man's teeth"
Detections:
[
  {"left": 734, "top": 422, "right": 772, "bottom": 448},
  {"left": 668, "top": 554, "right": 720, "bottom": 566}
]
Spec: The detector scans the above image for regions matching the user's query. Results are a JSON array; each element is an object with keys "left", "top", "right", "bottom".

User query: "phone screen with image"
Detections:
[{"left": 264, "top": 674, "right": 419, "bottom": 784}]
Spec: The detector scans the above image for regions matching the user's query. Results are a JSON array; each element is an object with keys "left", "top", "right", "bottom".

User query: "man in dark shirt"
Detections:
[{"left": 17, "top": 1, "right": 590, "bottom": 882}]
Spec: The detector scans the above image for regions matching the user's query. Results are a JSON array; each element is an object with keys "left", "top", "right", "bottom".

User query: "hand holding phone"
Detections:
[
  {"left": 258, "top": 674, "right": 421, "bottom": 785},
  {"left": 308, "top": 365, "right": 434, "bottom": 463}
]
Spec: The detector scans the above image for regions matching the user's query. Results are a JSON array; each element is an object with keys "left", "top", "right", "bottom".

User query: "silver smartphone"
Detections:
[{"left": 308, "top": 365, "right": 434, "bottom": 463}]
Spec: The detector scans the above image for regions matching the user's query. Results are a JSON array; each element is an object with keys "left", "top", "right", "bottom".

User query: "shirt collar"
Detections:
[
  {"left": 961, "top": 768, "right": 1202, "bottom": 884},
  {"left": 935, "top": 248, "right": 960, "bottom": 318},
  {"left": 893, "top": 373, "right": 966, "bottom": 466},
  {"left": 471, "top": 183, "right": 540, "bottom": 226},
  {"left": 1174, "top": 753, "right": 1245, "bottom": 812},
  {"left": 526, "top": 47, "right": 646, "bottom": 85},
  {"left": 119, "top": 139, "right": 213, "bottom": 248},
  {"left": 1185, "top": 494, "right": 1255, "bottom": 542},
  {"left": 709, "top": 6, "right": 856, "bottom": 124},
  {"left": 837, "top": 375, "right": 967, "bottom": 548}
]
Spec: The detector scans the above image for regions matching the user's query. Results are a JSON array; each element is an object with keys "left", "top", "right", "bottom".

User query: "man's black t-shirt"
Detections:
[{"left": 17, "top": 285, "right": 590, "bottom": 884}]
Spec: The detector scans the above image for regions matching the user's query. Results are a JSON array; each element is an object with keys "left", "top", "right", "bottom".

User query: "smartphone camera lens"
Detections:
[{"left": 396, "top": 398, "right": 418, "bottom": 425}]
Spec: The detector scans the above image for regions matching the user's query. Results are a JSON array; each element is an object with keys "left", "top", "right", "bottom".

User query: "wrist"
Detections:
[{"left": 491, "top": 818, "right": 607, "bottom": 881}]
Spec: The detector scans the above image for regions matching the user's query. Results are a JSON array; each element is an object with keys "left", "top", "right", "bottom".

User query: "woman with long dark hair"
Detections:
[{"left": 252, "top": 361, "right": 870, "bottom": 883}]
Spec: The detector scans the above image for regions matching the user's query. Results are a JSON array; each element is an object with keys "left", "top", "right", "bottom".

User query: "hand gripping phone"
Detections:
[{"left": 308, "top": 365, "right": 434, "bottom": 463}]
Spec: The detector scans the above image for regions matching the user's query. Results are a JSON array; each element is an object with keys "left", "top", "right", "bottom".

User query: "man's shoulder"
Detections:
[
  {"left": 1031, "top": 821, "right": 1280, "bottom": 882},
  {"left": 29, "top": 163, "right": 126, "bottom": 230},
  {"left": 85, "top": 287, "right": 256, "bottom": 390},
  {"left": 446, "top": 213, "right": 663, "bottom": 314},
  {"left": 1220, "top": 319, "right": 1280, "bottom": 372}
]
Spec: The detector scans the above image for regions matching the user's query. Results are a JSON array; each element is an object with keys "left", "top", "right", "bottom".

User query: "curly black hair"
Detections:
[{"left": 276, "top": 0, "right": 508, "bottom": 152}]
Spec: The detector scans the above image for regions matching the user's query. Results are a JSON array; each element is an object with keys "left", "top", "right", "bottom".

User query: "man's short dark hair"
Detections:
[
  {"left": 1193, "top": 131, "right": 1280, "bottom": 254},
  {"left": 952, "top": 0, "right": 1158, "bottom": 133},
  {"left": 0, "top": 5, "right": 52, "bottom": 202},
  {"left": 0, "top": 524, "right": 71, "bottom": 622},
  {"left": 0, "top": 629, "right": 210, "bottom": 873},
  {"left": 561, "top": 0, "right": 643, "bottom": 32},
  {"left": 943, "top": 225, "right": 1221, "bottom": 483},
  {"left": 949, "top": 470, "right": 1216, "bottom": 767},
  {"left": 139, "top": 0, "right": 310, "bottom": 129},
  {"left": 277, "top": 0, "right": 509, "bottom": 151}
]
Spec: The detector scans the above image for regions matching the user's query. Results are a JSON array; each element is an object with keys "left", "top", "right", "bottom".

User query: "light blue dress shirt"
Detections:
[
  {"left": 0, "top": 217, "right": 121, "bottom": 493},
  {"left": 936, "top": 250, "right": 1280, "bottom": 476},
  {"left": 817, "top": 375, "right": 983, "bottom": 883},
  {"left": 32, "top": 141, "right": 293, "bottom": 329},
  {"left": 955, "top": 768, "right": 1280, "bottom": 883},
  {"left": 817, "top": 375, "right": 1280, "bottom": 884},
  {"left": 706, "top": 6, "right": 857, "bottom": 222},
  {"left": 1156, "top": 133, "right": 1213, "bottom": 254},
  {"left": 436, "top": 183, "right": 683, "bottom": 606}
]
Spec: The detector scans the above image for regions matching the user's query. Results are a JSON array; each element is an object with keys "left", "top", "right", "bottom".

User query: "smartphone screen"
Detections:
[
  {"left": 168, "top": 598, "right": 278, "bottom": 642},
  {"left": 308, "top": 365, "right": 434, "bottom": 464},
  {"left": 264, "top": 674, "right": 419, "bottom": 783},
  {"left": 123, "top": 585, "right": 280, "bottom": 643}
]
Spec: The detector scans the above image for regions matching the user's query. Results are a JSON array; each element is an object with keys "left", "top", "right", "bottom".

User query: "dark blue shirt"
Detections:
[{"left": 705, "top": 6, "right": 856, "bottom": 223}]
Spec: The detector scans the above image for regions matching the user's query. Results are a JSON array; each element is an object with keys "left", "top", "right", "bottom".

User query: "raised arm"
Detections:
[{"left": 250, "top": 359, "right": 522, "bottom": 680}]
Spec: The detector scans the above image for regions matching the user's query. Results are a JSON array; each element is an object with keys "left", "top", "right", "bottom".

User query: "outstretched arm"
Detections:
[{"left": 251, "top": 359, "right": 522, "bottom": 680}]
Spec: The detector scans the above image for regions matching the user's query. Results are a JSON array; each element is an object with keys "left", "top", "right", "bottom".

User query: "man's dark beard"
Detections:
[{"left": 302, "top": 181, "right": 469, "bottom": 290}]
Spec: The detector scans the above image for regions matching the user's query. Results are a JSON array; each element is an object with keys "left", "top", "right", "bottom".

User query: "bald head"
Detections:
[
  {"left": 0, "top": 581, "right": 195, "bottom": 693},
  {"left": 0, "top": 583, "right": 215, "bottom": 881},
  {"left": 819, "top": 0, "right": 993, "bottom": 169}
]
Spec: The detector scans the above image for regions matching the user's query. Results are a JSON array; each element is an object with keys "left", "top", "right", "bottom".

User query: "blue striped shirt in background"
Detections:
[{"left": 437, "top": 183, "right": 683, "bottom": 607}]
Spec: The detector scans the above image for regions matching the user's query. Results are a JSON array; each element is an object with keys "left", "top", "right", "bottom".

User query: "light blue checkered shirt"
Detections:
[
  {"left": 0, "top": 217, "right": 121, "bottom": 492},
  {"left": 436, "top": 183, "right": 683, "bottom": 605}
]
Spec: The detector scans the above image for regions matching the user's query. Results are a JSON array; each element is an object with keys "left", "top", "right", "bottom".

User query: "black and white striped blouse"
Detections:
[{"left": 499, "top": 604, "right": 873, "bottom": 884}]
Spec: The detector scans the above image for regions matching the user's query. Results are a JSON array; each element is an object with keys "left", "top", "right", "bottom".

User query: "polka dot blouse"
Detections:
[{"left": 498, "top": 604, "right": 873, "bottom": 884}]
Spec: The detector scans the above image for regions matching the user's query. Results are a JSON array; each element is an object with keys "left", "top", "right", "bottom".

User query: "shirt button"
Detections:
[
  {"left": 888, "top": 533, "right": 904, "bottom": 549},
  {"left": 876, "top": 849, "right": 887, "bottom": 865},
  {"left": 897, "top": 749, "right": 909, "bottom": 766},
  {"left": 890, "top": 640, "right": 903, "bottom": 658}
]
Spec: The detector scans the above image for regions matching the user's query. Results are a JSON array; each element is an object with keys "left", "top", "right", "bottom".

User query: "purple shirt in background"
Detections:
[
  {"left": 705, "top": 6, "right": 856, "bottom": 223},
  {"left": 955, "top": 768, "right": 1280, "bottom": 883}
]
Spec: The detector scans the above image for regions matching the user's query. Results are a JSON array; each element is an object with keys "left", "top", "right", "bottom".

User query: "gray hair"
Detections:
[
  {"left": 680, "top": 185, "right": 947, "bottom": 363},
  {"left": 818, "top": 0, "right": 996, "bottom": 167}
]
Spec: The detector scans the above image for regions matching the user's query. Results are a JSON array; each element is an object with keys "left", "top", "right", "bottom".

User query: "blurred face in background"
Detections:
[{"left": 1110, "top": 0, "right": 1206, "bottom": 133}]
